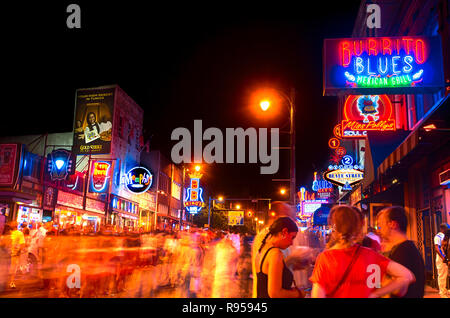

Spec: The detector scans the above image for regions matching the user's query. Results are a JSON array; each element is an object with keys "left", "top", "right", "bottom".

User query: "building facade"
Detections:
[{"left": 349, "top": 0, "right": 450, "bottom": 287}]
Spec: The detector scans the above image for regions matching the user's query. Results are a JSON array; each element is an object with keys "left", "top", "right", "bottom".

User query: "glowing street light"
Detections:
[
  {"left": 253, "top": 88, "right": 296, "bottom": 206},
  {"left": 280, "top": 188, "right": 287, "bottom": 195},
  {"left": 218, "top": 196, "right": 224, "bottom": 202},
  {"left": 236, "top": 204, "right": 241, "bottom": 210},
  {"left": 260, "top": 100, "right": 270, "bottom": 111},
  {"left": 195, "top": 165, "right": 201, "bottom": 172}
]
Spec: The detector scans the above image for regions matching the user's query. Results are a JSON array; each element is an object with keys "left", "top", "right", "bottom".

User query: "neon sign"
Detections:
[
  {"left": 184, "top": 177, "right": 204, "bottom": 214},
  {"left": 342, "top": 95, "right": 395, "bottom": 138},
  {"left": 122, "top": 166, "right": 153, "bottom": 194},
  {"left": 89, "top": 160, "right": 112, "bottom": 193},
  {"left": 47, "top": 149, "right": 75, "bottom": 181},
  {"left": 324, "top": 156, "right": 364, "bottom": 190},
  {"left": 323, "top": 36, "right": 445, "bottom": 95},
  {"left": 301, "top": 200, "right": 328, "bottom": 219}
]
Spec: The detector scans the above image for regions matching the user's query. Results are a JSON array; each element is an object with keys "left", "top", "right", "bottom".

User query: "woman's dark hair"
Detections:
[
  {"left": 87, "top": 112, "right": 100, "bottom": 132},
  {"left": 258, "top": 217, "right": 298, "bottom": 253}
]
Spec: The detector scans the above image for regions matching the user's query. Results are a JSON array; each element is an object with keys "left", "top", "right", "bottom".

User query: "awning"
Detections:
[
  {"left": 377, "top": 95, "right": 449, "bottom": 178},
  {"left": 0, "top": 189, "right": 37, "bottom": 205}
]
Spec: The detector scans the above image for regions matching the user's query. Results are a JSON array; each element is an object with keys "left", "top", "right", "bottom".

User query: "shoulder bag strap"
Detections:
[{"left": 327, "top": 244, "right": 362, "bottom": 298}]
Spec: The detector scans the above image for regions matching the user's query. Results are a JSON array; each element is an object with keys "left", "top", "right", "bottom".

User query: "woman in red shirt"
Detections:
[{"left": 310, "top": 205, "right": 414, "bottom": 298}]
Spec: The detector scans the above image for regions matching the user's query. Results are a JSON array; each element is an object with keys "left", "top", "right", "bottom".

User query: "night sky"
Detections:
[{"left": 3, "top": 1, "right": 361, "bottom": 201}]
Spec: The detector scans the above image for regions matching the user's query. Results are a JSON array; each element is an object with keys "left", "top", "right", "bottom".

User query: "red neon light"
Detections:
[
  {"left": 341, "top": 95, "right": 396, "bottom": 138},
  {"left": 339, "top": 37, "right": 428, "bottom": 66},
  {"left": 328, "top": 138, "right": 340, "bottom": 149}
]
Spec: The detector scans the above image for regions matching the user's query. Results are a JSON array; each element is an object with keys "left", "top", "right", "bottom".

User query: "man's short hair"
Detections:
[
  {"left": 381, "top": 206, "right": 408, "bottom": 233},
  {"left": 440, "top": 223, "right": 449, "bottom": 232}
]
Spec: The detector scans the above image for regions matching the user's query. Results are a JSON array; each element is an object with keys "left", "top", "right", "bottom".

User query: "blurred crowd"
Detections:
[{"left": 0, "top": 221, "right": 254, "bottom": 298}]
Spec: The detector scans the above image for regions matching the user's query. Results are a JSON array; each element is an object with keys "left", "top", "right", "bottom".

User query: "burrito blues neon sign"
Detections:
[{"left": 323, "top": 36, "right": 445, "bottom": 95}]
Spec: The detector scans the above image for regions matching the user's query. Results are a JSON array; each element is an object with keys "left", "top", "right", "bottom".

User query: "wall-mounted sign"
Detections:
[
  {"left": 171, "top": 182, "right": 181, "bottom": 200},
  {"left": 0, "top": 144, "right": 20, "bottom": 187},
  {"left": 122, "top": 166, "right": 153, "bottom": 194},
  {"left": 184, "top": 177, "right": 204, "bottom": 214},
  {"left": 312, "top": 172, "right": 334, "bottom": 199},
  {"left": 328, "top": 138, "right": 340, "bottom": 149},
  {"left": 323, "top": 36, "right": 445, "bottom": 95},
  {"left": 341, "top": 95, "right": 395, "bottom": 138},
  {"left": 333, "top": 124, "right": 343, "bottom": 139},
  {"left": 301, "top": 200, "right": 328, "bottom": 219},
  {"left": 47, "top": 149, "right": 75, "bottom": 181},
  {"left": 324, "top": 157, "right": 364, "bottom": 191},
  {"left": 89, "top": 160, "right": 112, "bottom": 193},
  {"left": 72, "top": 87, "right": 115, "bottom": 155},
  {"left": 324, "top": 156, "right": 364, "bottom": 190}
]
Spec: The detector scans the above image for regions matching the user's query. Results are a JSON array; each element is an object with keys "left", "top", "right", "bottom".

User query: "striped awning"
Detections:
[
  {"left": 377, "top": 95, "right": 449, "bottom": 178},
  {"left": 377, "top": 129, "right": 420, "bottom": 177}
]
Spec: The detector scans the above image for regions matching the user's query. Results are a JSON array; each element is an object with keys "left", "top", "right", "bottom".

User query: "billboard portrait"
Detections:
[{"left": 72, "top": 87, "right": 115, "bottom": 155}]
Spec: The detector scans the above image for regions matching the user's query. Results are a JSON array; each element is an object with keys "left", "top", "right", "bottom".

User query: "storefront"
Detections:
[
  {"left": 55, "top": 190, "right": 105, "bottom": 232},
  {"left": 109, "top": 194, "right": 140, "bottom": 231},
  {"left": 17, "top": 205, "right": 42, "bottom": 227}
]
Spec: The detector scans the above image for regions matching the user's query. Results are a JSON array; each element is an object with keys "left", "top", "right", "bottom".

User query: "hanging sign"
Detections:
[
  {"left": 341, "top": 95, "right": 395, "bottom": 138},
  {"left": 47, "top": 149, "right": 76, "bottom": 181},
  {"left": 0, "top": 144, "right": 20, "bottom": 187},
  {"left": 122, "top": 166, "right": 153, "bottom": 194},
  {"left": 89, "top": 160, "right": 112, "bottom": 193},
  {"left": 324, "top": 156, "right": 364, "bottom": 190},
  {"left": 323, "top": 36, "right": 445, "bottom": 95},
  {"left": 184, "top": 177, "right": 204, "bottom": 214}
]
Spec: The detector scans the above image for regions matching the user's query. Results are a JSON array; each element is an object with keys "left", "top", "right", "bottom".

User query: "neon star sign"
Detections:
[{"left": 323, "top": 36, "right": 445, "bottom": 95}]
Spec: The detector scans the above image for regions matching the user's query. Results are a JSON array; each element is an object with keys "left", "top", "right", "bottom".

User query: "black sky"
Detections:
[{"left": 3, "top": 1, "right": 362, "bottom": 200}]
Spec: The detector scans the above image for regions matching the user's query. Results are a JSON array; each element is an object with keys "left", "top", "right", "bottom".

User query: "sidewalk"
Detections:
[{"left": 424, "top": 285, "right": 445, "bottom": 298}]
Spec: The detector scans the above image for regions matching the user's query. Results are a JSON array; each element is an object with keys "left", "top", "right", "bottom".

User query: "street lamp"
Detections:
[
  {"left": 236, "top": 204, "right": 241, "bottom": 210},
  {"left": 256, "top": 88, "right": 296, "bottom": 206},
  {"left": 280, "top": 188, "right": 286, "bottom": 195},
  {"left": 260, "top": 100, "right": 270, "bottom": 111}
]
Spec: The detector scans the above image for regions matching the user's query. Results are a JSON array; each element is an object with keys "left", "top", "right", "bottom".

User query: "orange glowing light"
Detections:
[{"left": 260, "top": 100, "right": 270, "bottom": 111}]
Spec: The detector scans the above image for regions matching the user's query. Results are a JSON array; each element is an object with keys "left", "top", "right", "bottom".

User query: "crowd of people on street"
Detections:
[
  {"left": 0, "top": 220, "right": 253, "bottom": 298},
  {"left": 0, "top": 202, "right": 449, "bottom": 299},
  {"left": 252, "top": 202, "right": 449, "bottom": 299}
]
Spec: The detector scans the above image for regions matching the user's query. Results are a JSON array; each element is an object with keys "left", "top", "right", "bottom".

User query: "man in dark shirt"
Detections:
[{"left": 377, "top": 206, "right": 425, "bottom": 298}]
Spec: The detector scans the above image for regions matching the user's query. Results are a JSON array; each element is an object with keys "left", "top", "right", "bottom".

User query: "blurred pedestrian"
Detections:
[
  {"left": 362, "top": 226, "right": 381, "bottom": 253},
  {"left": 0, "top": 209, "right": 6, "bottom": 235},
  {"left": 377, "top": 206, "right": 425, "bottom": 298},
  {"left": 310, "top": 205, "right": 414, "bottom": 298},
  {"left": 255, "top": 216, "right": 304, "bottom": 298},
  {"left": 434, "top": 223, "right": 449, "bottom": 298},
  {"left": 9, "top": 221, "right": 25, "bottom": 288}
]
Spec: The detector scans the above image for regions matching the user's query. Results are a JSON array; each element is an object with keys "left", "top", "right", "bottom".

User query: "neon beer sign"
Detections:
[
  {"left": 323, "top": 36, "right": 444, "bottom": 95},
  {"left": 341, "top": 95, "right": 395, "bottom": 138}
]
